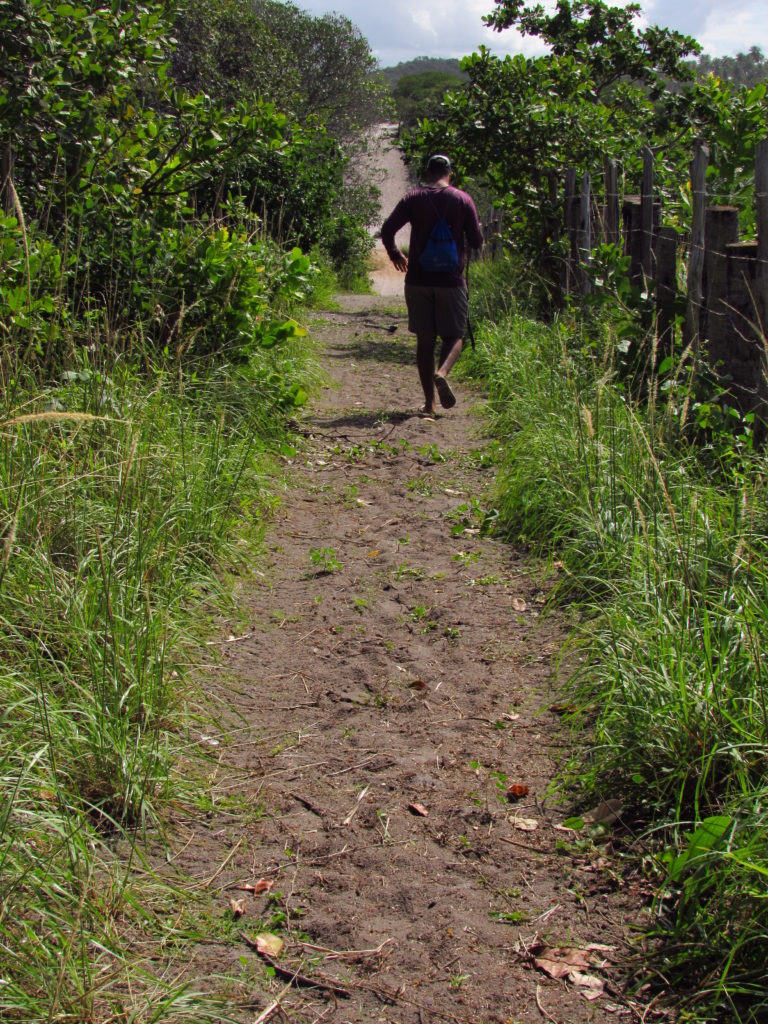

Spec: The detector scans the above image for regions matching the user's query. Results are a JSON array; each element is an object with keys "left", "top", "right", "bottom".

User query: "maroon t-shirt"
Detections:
[{"left": 381, "top": 185, "right": 483, "bottom": 287}]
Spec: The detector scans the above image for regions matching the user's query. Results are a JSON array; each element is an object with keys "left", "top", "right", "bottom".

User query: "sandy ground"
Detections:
[{"left": 365, "top": 124, "right": 412, "bottom": 298}]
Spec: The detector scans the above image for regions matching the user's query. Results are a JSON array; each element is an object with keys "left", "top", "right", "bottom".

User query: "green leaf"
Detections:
[
  {"left": 562, "top": 816, "right": 585, "bottom": 831},
  {"left": 668, "top": 816, "right": 732, "bottom": 882}
]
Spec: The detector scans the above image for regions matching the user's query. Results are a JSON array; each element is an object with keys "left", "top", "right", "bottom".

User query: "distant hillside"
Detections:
[{"left": 379, "top": 57, "right": 466, "bottom": 89}]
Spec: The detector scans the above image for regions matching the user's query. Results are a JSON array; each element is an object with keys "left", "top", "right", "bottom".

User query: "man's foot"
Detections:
[
  {"left": 420, "top": 405, "right": 436, "bottom": 419},
  {"left": 433, "top": 373, "right": 456, "bottom": 409}
]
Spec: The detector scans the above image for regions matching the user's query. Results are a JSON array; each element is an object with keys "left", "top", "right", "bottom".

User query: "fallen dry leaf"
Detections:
[
  {"left": 254, "top": 933, "right": 284, "bottom": 958},
  {"left": 368, "top": 549, "right": 379, "bottom": 557},
  {"left": 229, "top": 897, "right": 246, "bottom": 918},
  {"left": 528, "top": 943, "right": 613, "bottom": 1001},
  {"left": 583, "top": 798, "right": 624, "bottom": 826},
  {"left": 511, "top": 815, "right": 538, "bottom": 831},
  {"left": 569, "top": 970, "right": 604, "bottom": 1000},
  {"left": 408, "top": 802, "right": 429, "bottom": 817},
  {"left": 408, "top": 680, "right": 428, "bottom": 691},
  {"left": 240, "top": 878, "right": 273, "bottom": 895},
  {"left": 511, "top": 597, "right": 528, "bottom": 612}
]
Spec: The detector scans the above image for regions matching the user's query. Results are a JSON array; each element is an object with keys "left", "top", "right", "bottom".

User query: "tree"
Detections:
[
  {"left": 0, "top": 0, "right": 171, "bottom": 214},
  {"left": 253, "top": 1, "right": 389, "bottom": 139},
  {"left": 484, "top": 0, "right": 700, "bottom": 97},
  {"left": 0, "top": 0, "right": 380, "bottom": 369},
  {"left": 380, "top": 57, "right": 465, "bottom": 90},
  {"left": 169, "top": 0, "right": 299, "bottom": 111},
  {"left": 169, "top": 0, "right": 389, "bottom": 140},
  {"left": 403, "top": 0, "right": 768, "bottom": 306}
]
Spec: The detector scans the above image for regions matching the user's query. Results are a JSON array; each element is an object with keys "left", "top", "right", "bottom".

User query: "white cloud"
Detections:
[
  {"left": 642, "top": 0, "right": 768, "bottom": 56},
  {"left": 297, "top": 0, "right": 538, "bottom": 65},
  {"left": 411, "top": 9, "right": 437, "bottom": 38},
  {"left": 297, "top": 0, "right": 768, "bottom": 65}
]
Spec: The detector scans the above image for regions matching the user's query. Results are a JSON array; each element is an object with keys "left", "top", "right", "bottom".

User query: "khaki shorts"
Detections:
[{"left": 404, "top": 283, "right": 468, "bottom": 338}]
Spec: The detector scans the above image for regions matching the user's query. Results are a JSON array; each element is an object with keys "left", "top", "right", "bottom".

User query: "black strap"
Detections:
[{"left": 465, "top": 256, "right": 475, "bottom": 351}]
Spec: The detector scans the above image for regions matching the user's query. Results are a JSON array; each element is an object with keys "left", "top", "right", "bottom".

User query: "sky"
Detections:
[{"left": 293, "top": 0, "right": 768, "bottom": 68}]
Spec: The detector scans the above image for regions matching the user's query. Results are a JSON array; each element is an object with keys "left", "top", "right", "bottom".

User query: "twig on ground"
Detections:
[
  {"left": 253, "top": 980, "right": 293, "bottom": 1023},
  {"left": 342, "top": 784, "right": 369, "bottom": 825},
  {"left": 535, "top": 984, "right": 560, "bottom": 1024},
  {"left": 205, "top": 632, "right": 252, "bottom": 646},
  {"left": 290, "top": 792, "right": 325, "bottom": 818},
  {"left": 299, "top": 937, "right": 395, "bottom": 961},
  {"left": 328, "top": 755, "right": 380, "bottom": 776},
  {"left": 530, "top": 903, "right": 561, "bottom": 926},
  {"left": 240, "top": 937, "right": 351, "bottom": 999},
  {"left": 499, "top": 836, "right": 550, "bottom": 856},
  {"left": 202, "top": 837, "right": 243, "bottom": 887}
]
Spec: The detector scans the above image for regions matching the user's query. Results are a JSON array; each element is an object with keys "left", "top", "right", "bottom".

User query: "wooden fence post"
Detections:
[
  {"left": 545, "top": 170, "right": 564, "bottom": 305},
  {"left": 723, "top": 241, "right": 763, "bottom": 423},
  {"left": 641, "top": 146, "right": 654, "bottom": 284},
  {"left": 704, "top": 206, "right": 740, "bottom": 374},
  {"left": 564, "top": 167, "right": 577, "bottom": 295},
  {"left": 578, "top": 172, "right": 592, "bottom": 294},
  {"left": 604, "top": 158, "right": 619, "bottom": 245},
  {"left": 622, "top": 196, "right": 642, "bottom": 285},
  {"left": 756, "top": 139, "right": 768, "bottom": 420},
  {"left": 1, "top": 142, "right": 13, "bottom": 215},
  {"left": 685, "top": 140, "right": 709, "bottom": 351},
  {"left": 655, "top": 226, "right": 678, "bottom": 365}
]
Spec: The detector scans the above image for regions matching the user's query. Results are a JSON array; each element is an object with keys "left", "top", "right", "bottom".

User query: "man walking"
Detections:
[{"left": 381, "top": 154, "right": 483, "bottom": 416}]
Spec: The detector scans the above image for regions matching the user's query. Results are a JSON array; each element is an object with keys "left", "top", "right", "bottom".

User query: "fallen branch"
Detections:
[
  {"left": 290, "top": 792, "right": 325, "bottom": 818},
  {"left": 241, "top": 935, "right": 350, "bottom": 999},
  {"left": 299, "top": 937, "right": 395, "bottom": 961},
  {"left": 535, "top": 984, "right": 561, "bottom": 1024},
  {"left": 202, "top": 837, "right": 244, "bottom": 887},
  {"left": 499, "top": 835, "right": 550, "bottom": 856},
  {"left": 253, "top": 979, "right": 293, "bottom": 1023}
]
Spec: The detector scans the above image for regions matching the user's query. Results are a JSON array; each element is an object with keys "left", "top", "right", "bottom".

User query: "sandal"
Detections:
[{"left": 433, "top": 374, "right": 456, "bottom": 409}]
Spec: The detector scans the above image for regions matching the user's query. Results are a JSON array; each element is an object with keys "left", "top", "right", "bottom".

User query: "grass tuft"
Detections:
[
  {"left": 467, "top": 302, "right": 768, "bottom": 1022},
  {"left": 0, "top": 342, "right": 306, "bottom": 1019}
]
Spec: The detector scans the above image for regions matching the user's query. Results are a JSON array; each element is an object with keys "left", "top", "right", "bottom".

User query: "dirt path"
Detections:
[
  {"left": 168, "top": 294, "right": 652, "bottom": 1023},
  {"left": 165, "top": 134, "right": 652, "bottom": 1023},
  {"left": 364, "top": 124, "right": 412, "bottom": 298}
]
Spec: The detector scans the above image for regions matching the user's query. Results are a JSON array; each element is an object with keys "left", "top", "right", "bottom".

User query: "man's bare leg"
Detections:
[
  {"left": 416, "top": 331, "right": 438, "bottom": 414},
  {"left": 432, "top": 336, "right": 463, "bottom": 409},
  {"left": 436, "top": 336, "right": 463, "bottom": 379}
]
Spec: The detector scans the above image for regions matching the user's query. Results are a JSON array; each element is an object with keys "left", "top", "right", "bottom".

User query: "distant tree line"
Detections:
[
  {"left": 378, "top": 43, "right": 768, "bottom": 132},
  {"left": 695, "top": 46, "right": 768, "bottom": 88}
]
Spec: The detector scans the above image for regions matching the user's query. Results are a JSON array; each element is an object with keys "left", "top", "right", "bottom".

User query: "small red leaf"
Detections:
[
  {"left": 229, "top": 897, "right": 246, "bottom": 918},
  {"left": 506, "top": 784, "right": 530, "bottom": 802},
  {"left": 408, "top": 802, "right": 429, "bottom": 817},
  {"left": 240, "top": 878, "right": 273, "bottom": 895}
]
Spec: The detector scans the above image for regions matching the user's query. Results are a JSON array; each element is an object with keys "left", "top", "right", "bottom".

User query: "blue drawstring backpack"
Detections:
[{"left": 419, "top": 194, "right": 459, "bottom": 273}]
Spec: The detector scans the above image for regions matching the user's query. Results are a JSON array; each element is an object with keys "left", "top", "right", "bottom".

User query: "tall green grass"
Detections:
[
  {"left": 0, "top": 345, "right": 306, "bottom": 1019},
  {"left": 466, "top": 303, "right": 768, "bottom": 1022}
]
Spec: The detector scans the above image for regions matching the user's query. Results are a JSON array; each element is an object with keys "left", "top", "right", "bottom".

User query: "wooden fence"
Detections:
[{"left": 553, "top": 139, "right": 768, "bottom": 423}]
